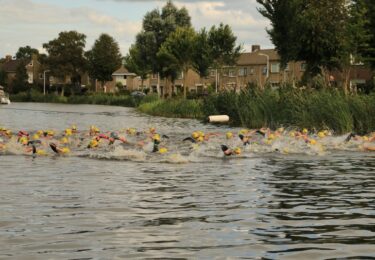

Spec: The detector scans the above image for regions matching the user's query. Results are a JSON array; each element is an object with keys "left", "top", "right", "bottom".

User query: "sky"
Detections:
[{"left": 0, "top": 0, "right": 273, "bottom": 58}]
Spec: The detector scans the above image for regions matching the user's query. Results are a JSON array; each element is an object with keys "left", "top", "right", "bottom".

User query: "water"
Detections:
[{"left": 1, "top": 103, "right": 375, "bottom": 259}]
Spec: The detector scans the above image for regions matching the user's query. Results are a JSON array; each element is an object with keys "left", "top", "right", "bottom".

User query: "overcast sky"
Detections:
[{"left": 0, "top": 0, "right": 273, "bottom": 58}]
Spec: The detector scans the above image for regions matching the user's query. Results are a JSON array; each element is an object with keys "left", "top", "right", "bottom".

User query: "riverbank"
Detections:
[{"left": 10, "top": 88, "right": 375, "bottom": 134}]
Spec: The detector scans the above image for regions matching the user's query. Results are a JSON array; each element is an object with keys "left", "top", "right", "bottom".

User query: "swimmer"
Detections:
[
  {"left": 239, "top": 134, "right": 250, "bottom": 146},
  {"left": 221, "top": 145, "right": 241, "bottom": 156},
  {"left": 49, "top": 143, "right": 70, "bottom": 154}
]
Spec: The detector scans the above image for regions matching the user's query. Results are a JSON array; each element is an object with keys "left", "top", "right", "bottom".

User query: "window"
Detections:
[
  {"left": 177, "top": 71, "right": 183, "bottom": 80},
  {"left": 301, "top": 63, "right": 307, "bottom": 71},
  {"left": 210, "top": 69, "right": 216, "bottom": 77},
  {"left": 39, "top": 73, "right": 43, "bottom": 79},
  {"left": 248, "top": 68, "right": 254, "bottom": 75},
  {"left": 123, "top": 75, "right": 127, "bottom": 79},
  {"left": 238, "top": 67, "right": 247, "bottom": 77},
  {"left": 271, "top": 63, "right": 280, "bottom": 73},
  {"left": 152, "top": 73, "right": 158, "bottom": 79},
  {"left": 285, "top": 63, "right": 290, "bottom": 71},
  {"left": 229, "top": 69, "right": 236, "bottom": 77},
  {"left": 223, "top": 69, "right": 228, "bottom": 76},
  {"left": 262, "top": 66, "right": 268, "bottom": 75}
]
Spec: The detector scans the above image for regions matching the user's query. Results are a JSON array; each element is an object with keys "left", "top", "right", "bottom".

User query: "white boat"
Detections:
[{"left": 0, "top": 86, "right": 11, "bottom": 105}]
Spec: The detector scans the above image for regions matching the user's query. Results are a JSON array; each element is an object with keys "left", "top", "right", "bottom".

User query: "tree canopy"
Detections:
[
  {"left": 43, "top": 31, "right": 87, "bottom": 86},
  {"left": 15, "top": 46, "right": 39, "bottom": 60},
  {"left": 87, "top": 33, "right": 122, "bottom": 85}
]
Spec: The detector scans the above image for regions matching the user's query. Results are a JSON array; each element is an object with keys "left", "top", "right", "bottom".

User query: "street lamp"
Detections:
[
  {"left": 258, "top": 53, "right": 269, "bottom": 86},
  {"left": 43, "top": 70, "right": 50, "bottom": 95}
]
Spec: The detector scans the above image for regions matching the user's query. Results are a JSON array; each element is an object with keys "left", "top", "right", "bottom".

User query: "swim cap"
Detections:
[
  {"left": 226, "top": 132, "right": 233, "bottom": 139},
  {"left": 60, "top": 147, "right": 70, "bottom": 154},
  {"left": 60, "top": 137, "right": 69, "bottom": 144},
  {"left": 317, "top": 132, "right": 325, "bottom": 138},
  {"left": 153, "top": 134, "right": 161, "bottom": 142},
  {"left": 239, "top": 129, "right": 248, "bottom": 135},
  {"left": 192, "top": 132, "right": 199, "bottom": 139},
  {"left": 268, "top": 134, "right": 275, "bottom": 140},
  {"left": 89, "top": 139, "right": 98, "bottom": 148},
  {"left": 37, "top": 150, "right": 47, "bottom": 156},
  {"left": 309, "top": 139, "right": 317, "bottom": 145},
  {"left": 65, "top": 129, "right": 72, "bottom": 136},
  {"left": 233, "top": 147, "right": 241, "bottom": 155},
  {"left": 197, "top": 136, "right": 204, "bottom": 142},
  {"left": 159, "top": 147, "right": 168, "bottom": 154},
  {"left": 32, "top": 134, "right": 40, "bottom": 140},
  {"left": 302, "top": 128, "right": 308, "bottom": 134}
]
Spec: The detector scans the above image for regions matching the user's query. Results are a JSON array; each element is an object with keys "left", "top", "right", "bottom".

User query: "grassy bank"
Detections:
[
  {"left": 138, "top": 98, "right": 203, "bottom": 119},
  {"left": 202, "top": 87, "right": 375, "bottom": 134},
  {"left": 11, "top": 91, "right": 138, "bottom": 107},
  {"left": 10, "top": 88, "right": 375, "bottom": 134}
]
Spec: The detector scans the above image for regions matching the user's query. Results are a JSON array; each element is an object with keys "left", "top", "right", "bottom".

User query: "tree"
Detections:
[
  {"left": 43, "top": 31, "right": 87, "bottom": 95},
  {"left": 158, "top": 27, "right": 197, "bottom": 98},
  {"left": 12, "top": 62, "right": 28, "bottom": 94},
  {"left": 133, "top": 0, "right": 192, "bottom": 97},
  {"left": 208, "top": 23, "right": 242, "bottom": 91},
  {"left": 124, "top": 44, "right": 152, "bottom": 90},
  {"left": 15, "top": 46, "right": 39, "bottom": 60},
  {"left": 192, "top": 28, "right": 213, "bottom": 78},
  {"left": 361, "top": 0, "right": 375, "bottom": 69},
  {"left": 87, "top": 33, "right": 122, "bottom": 90},
  {"left": 257, "top": 0, "right": 350, "bottom": 79}
]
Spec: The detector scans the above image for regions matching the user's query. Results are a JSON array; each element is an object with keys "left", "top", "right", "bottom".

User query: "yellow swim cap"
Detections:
[
  {"left": 226, "top": 132, "right": 233, "bottom": 139},
  {"left": 239, "top": 129, "right": 248, "bottom": 135},
  {"left": 65, "top": 129, "right": 72, "bottom": 136},
  {"left": 71, "top": 125, "right": 77, "bottom": 130},
  {"left": 317, "top": 132, "right": 325, "bottom": 138},
  {"left": 5, "top": 130, "right": 12, "bottom": 136},
  {"left": 37, "top": 150, "right": 47, "bottom": 156},
  {"left": 192, "top": 132, "right": 199, "bottom": 139},
  {"left": 233, "top": 147, "right": 242, "bottom": 155},
  {"left": 289, "top": 131, "right": 296, "bottom": 137},
  {"left": 149, "top": 127, "right": 156, "bottom": 133},
  {"left": 37, "top": 130, "right": 43, "bottom": 136},
  {"left": 302, "top": 128, "right": 308, "bottom": 134},
  {"left": 159, "top": 147, "right": 168, "bottom": 154},
  {"left": 363, "top": 136, "right": 369, "bottom": 141},
  {"left": 89, "top": 139, "right": 98, "bottom": 148},
  {"left": 277, "top": 127, "right": 284, "bottom": 133},
  {"left": 60, "top": 147, "right": 70, "bottom": 154},
  {"left": 309, "top": 139, "right": 317, "bottom": 145},
  {"left": 32, "top": 134, "right": 40, "bottom": 140},
  {"left": 197, "top": 136, "right": 204, "bottom": 142},
  {"left": 268, "top": 134, "right": 275, "bottom": 140},
  {"left": 60, "top": 137, "right": 69, "bottom": 144},
  {"left": 153, "top": 134, "right": 161, "bottom": 142}
]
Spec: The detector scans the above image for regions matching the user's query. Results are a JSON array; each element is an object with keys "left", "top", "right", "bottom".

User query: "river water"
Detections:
[{"left": 0, "top": 103, "right": 374, "bottom": 259}]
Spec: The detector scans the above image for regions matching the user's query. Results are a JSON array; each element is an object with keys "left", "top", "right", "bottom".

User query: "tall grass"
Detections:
[
  {"left": 11, "top": 90, "right": 137, "bottom": 107},
  {"left": 202, "top": 87, "right": 375, "bottom": 134},
  {"left": 138, "top": 98, "right": 203, "bottom": 119}
]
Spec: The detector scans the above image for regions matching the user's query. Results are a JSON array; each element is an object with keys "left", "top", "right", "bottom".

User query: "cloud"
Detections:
[
  {"left": 0, "top": 0, "right": 272, "bottom": 58},
  {"left": 0, "top": 0, "right": 141, "bottom": 57}
]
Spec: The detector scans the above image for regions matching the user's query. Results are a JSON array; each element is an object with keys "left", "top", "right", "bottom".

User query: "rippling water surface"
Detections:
[{"left": 1, "top": 103, "right": 375, "bottom": 259}]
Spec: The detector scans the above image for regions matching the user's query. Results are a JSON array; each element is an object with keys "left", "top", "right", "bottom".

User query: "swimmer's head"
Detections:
[
  {"left": 226, "top": 132, "right": 233, "bottom": 139},
  {"left": 233, "top": 147, "right": 241, "bottom": 155}
]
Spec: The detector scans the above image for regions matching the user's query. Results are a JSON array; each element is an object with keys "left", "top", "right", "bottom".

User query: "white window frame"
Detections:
[{"left": 271, "top": 63, "right": 280, "bottom": 73}]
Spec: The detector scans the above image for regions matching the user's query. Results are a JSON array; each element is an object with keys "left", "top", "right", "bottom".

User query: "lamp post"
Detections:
[
  {"left": 43, "top": 70, "right": 50, "bottom": 95},
  {"left": 258, "top": 53, "right": 269, "bottom": 87}
]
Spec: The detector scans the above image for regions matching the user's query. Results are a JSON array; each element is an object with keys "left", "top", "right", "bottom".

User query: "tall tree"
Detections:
[
  {"left": 12, "top": 62, "right": 28, "bottom": 94},
  {"left": 124, "top": 44, "right": 152, "bottom": 90},
  {"left": 87, "top": 33, "right": 122, "bottom": 90},
  {"left": 192, "top": 28, "right": 214, "bottom": 78},
  {"left": 15, "top": 46, "right": 39, "bottom": 60},
  {"left": 208, "top": 23, "right": 242, "bottom": 91},
  {"left": 257, "top": 0, "right": 350, "bottom": 79},
  {"left": 43, "top": 31, "right": 87, "bottom": 94},
  {"left": 158, "top": 27, "right": 197, "bottom": 98},
  {"left": 133, "top": 0, "right": 191, "bottom": 96},
  {"left": 361, "top": 0, "right": 375, "bottom": 68}
]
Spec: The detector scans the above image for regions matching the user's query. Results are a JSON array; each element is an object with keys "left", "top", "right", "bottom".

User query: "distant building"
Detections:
[{"left": 0, "top": 54, "right": 42, "bottom": 87}]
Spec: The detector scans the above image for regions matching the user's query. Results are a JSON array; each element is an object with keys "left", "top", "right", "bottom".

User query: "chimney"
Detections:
[
  {"left": 5, "top": 55, "right": 12, "bottom": 62},
  {"left": 251, "top": 45, "right": 261, "bottom": 52}
]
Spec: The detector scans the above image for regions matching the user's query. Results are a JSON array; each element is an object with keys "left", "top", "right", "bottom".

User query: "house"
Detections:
[
  {"left": 94, "top": 66, "right": 142, "bottom": 93},
  {"left": 0, "top": 54, "right": 42, "bottom": 87}
]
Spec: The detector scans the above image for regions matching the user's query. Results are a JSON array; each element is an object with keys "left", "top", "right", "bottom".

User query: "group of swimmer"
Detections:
[{"left": 0, "top": 125, "right": 375, "bottom": 158}]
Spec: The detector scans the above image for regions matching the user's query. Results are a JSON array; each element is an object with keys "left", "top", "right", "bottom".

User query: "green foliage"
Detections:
[
  {"left": 12, "top": 61, "right": 29, "bottom": 94},
  {"left": 208, "top": 23, "right": 242, "bottom": 68},
  {"left": 43, "top": 31, "right": 87, "bottom": 86},
  {"left": 192, "top": 29, "right": 213, "bottom": 77},
  {"left": 202, "top": 87, "right": 375, "bottom": 134},
  {"left": 138, "top": 98, "right": 203, "bottom": 118},
  {"left": 15, "top": 46, "right": 39, "bottom": 60},
  {"left": 87, "top": 33, "right": 122, "bottom": 84},
  {"left": 257, "top": 0, "right": 350, "bottom": 77}
]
